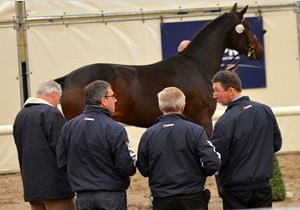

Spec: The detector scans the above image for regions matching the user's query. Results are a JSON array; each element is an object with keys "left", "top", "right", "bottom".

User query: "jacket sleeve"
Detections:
[
  {"left": 263, "top": 106, "right": 282, "bottom": 153},
  {"left": 136, "top": 132, "right": 149, "bottom": 177},
  {"left": 45, "top": 108, "right": 66, "bottom": 153},
  {"left": 56, "top": 126, "right": 68, "bottom": 169},
  {"left": 210, "top": 120, "right": 232, "bottom": 166},
  {"left": 197, "top": 129, "right": 221, "bottom": 176},
  {"left": 109, "top": 125, "right": 136, "bottom": 176},
  {"left": 273, "top": 120, "right": 282, "bottom": 153},
  {"left": 270, "top": 110, "right": 282, "bottom": 153}
]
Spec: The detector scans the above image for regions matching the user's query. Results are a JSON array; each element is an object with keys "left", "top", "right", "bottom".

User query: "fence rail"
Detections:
[
  {"left": 0, "top": 125, "right": 13, "bottom": 136},
  {"left": 1, "top": 106, "right": 300, "bottom": 136}
]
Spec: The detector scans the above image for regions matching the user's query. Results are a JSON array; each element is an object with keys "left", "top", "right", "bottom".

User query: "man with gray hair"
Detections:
[
  {"left": 13, "top": 80, "right": 75, "bottom": 210},
  {"left": 57, "top": 80, "right": 136, "bottom": 210},
  {"left": 137, "top": 86, "right": 220, "bottom": 210}
]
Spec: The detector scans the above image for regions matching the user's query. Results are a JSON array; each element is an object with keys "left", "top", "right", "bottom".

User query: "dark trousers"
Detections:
[
  {"left": 153, "top": 190, "right": 210, "bottom": 210},
  {"left": 76, "top": 191, "right": 126, "bottom": 210},
  {"left": 222, "top": 186, "right": 272, "bottom": 210}
]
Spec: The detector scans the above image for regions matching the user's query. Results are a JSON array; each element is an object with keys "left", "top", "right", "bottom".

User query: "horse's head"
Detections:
[{"left": 227, "top": 3, "right": 265, "bottom": 60}]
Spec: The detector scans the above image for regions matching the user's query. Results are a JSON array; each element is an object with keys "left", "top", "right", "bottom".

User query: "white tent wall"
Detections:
[
  {"left": 24, "top": 1, "right": 246, "bottom": 16},
  {"left": 0, "top": 1, "right": 300, "bottom": 173},
  {"left": 0, "top": 2, "right": 22, "bottom": 173},
  {"left": 0, "top": 1, "right": 15, "bottom": 19},
  {"left": 24, "top": 1, "right": 297, "bottom": 16},
  {"left": 0, "top": 27, "right": 21, "bottom": 173},
  {"left": 27, "top": 20, "right": 162, "bottom": 89}
]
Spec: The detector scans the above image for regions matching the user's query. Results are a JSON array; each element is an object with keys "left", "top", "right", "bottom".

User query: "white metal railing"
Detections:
[
  {"left": 1, "top": 106, "right": 300, "bottom": 136},
  {"left": 0, "top": 125, "right": 13, "bottom": 136}
]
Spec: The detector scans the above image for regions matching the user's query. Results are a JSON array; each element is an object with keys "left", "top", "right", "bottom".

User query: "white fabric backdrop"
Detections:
[
  {"left": 0, "top": 1, "right": 299, "bottom": 173},
  {"left": 27, "top": 20, "right": 162, "bottom": 93},
  {"left": 0, "top": 28, "right": 21, "bottom": 173},
  {"left": 24, "top": 1, "right": 296, "bottom": 17}
]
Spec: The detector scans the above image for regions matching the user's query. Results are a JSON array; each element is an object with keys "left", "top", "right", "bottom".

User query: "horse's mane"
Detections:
[{"left": 188, "top": 12, "right": 238, "bottom": 46}]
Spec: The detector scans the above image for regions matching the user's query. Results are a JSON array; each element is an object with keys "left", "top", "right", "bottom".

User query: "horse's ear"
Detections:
[
  {"left": 230, "top": 3, "right": 238, "bottom": 13},
  {"left": 238, "top": 5, "right": 248, "bottom": 19}
]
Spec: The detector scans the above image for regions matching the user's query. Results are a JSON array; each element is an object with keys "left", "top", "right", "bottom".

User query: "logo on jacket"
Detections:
[
  {"left": 163, "top": 123, "right": 174, "bottom": 128},
  {"left": 83, "top": 117, "right": 95, "bottom": 121},
  {"left": 243, "top": 105, "right": 252, "bottom": 110}
]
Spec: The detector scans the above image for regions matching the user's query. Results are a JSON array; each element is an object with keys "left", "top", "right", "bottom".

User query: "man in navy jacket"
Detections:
[
  {"left": 210, "top": 71, "right": 282, "bottom": 209},
  {"left": 137, "top": 87, "right": 220, "bottom": 210},
  {"left": 13, "top": 80, "right": 75, "bottom": 210},
  {"left": 57, "top": 80, "right": 136, "bottom": 210}
]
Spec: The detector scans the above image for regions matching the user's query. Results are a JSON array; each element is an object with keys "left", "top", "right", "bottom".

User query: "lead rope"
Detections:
[{"left": 220, "top": 53, "right": 241, "bottom": 71}]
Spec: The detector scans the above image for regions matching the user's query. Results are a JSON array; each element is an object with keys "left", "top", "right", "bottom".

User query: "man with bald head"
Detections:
[{"left": 177, "top": 40, "right": 191, "bottom": 52}]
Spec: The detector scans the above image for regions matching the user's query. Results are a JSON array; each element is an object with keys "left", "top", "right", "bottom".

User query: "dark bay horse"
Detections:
[{"left": 55, "top": 4, "right": 264, "bottom": 137}]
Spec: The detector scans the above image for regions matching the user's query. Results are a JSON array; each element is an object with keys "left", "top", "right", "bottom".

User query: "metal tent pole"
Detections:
[{"left": 15, "top": 1, "right": 30, "bottom": 106}]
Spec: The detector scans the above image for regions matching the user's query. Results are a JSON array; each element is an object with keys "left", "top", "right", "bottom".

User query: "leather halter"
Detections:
[
  {"left": 240, "top": 20, "right": 260, "bottom": 60},
  {"left": 220, "top": 21, "right": 262, "bottom": 70}
]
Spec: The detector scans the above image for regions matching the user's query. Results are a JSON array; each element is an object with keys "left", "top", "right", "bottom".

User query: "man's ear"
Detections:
[
  {"left": 51, "top": 91, "right": 56, "bottom": 97},
  {"left": 180, "top": 102, "right": 186, "bottom": 112},
  {"left": 228, "top": 87, "right": 237, "bottom": 97},
  {"left": 227, "top": 87, "right": 234, "bottom": 93},
  {"left": 100, "top": 97, "right": 106, "bottom": 106},
  {"left": 159, "top": 107, "right": 164, "bottom": 113}
]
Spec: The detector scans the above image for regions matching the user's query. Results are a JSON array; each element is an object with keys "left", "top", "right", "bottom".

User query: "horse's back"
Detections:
[{"left": 61, "top": 63, "right": 129, "bottom": 87}]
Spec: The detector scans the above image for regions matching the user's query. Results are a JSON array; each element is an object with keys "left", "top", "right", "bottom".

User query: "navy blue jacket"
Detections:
[
  {"left": 137, "top": 114, "right": 221, "bottom": 198},
  {"left": 13, "top": 98, "right": 74, "bottom": 201},
  {"left": 57, "top": 105, "right": 136, "bottom": 192},
  {"left": 211, "top": 96, "right": 282, "bottom": 189}
]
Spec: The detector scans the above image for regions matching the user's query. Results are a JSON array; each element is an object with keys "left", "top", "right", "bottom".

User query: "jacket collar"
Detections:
[
  {"left": 155, "top": 113, "right": 189, "bottom": 123},
  {"left": 226, "top": 96, "right": 250, "bottom": 111},
  {"left": 84, "top": 105, "right": 112, "bottom": 117},
  {"left": 24, "top": 97, "right": 53, "bottom": 107}
]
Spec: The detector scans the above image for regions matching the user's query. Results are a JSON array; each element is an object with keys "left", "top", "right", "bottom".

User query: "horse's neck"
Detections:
[{"left": 185, "top": 15, "right": 236, "bottom": 79}]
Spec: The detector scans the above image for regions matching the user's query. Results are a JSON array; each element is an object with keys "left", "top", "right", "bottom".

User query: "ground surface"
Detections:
[{"left": 0, "top": 153, "right": 299, "bottom": 210}]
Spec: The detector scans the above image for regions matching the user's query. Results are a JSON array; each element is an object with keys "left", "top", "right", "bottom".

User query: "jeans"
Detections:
[{"left": 76, "top": 191, "right": 127, "bottom": 210}]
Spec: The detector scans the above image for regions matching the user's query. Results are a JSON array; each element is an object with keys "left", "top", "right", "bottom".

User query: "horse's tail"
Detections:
[{"left": 54, "top": 75, "right": 67, "bottom": 89}]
